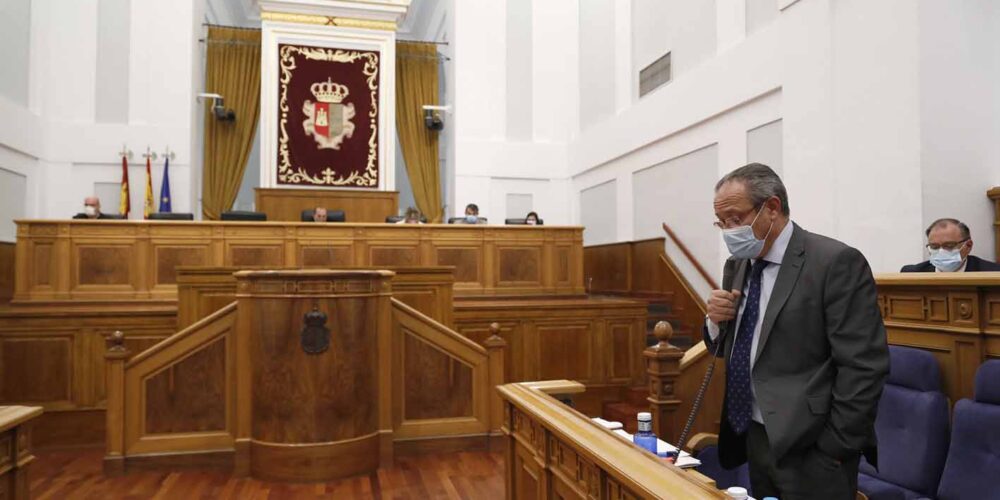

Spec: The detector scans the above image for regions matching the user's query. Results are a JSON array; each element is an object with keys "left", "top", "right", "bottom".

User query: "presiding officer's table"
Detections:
[{"left": 12, "top": 220, "right": 584, "bottom": 302}]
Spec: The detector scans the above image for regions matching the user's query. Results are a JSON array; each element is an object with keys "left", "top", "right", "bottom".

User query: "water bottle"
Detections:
[
  {"left": 633, "top": 412, "right": 657, "bottom": 453},
  {"left": 725, "top": 487, "right": 749, "bottom": 499}
]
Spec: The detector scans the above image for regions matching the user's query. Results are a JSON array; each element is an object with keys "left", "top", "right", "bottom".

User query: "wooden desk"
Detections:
[
  {"left": 0, "top": 405, "right": 42, "bottom": 500},
  {"left": 13, "top": 220, "right": 583, "bottom": 301},
  {"left": 255, "top": 187, "right": 399, "bottom": 223},
  {"left": 498, "top": 381, "right": 724, "bottom": 499},
  {"left": 876, "top": 272, "right": 1000, "bottom": 404}
]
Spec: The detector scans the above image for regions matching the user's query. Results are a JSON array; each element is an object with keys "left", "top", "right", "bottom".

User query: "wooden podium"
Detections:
[
  {"left": 254, "top": 188, "right": 398, "bottom": 222},
  {"left": 235, "top": 270, "right": 394, "bottom": 481}
]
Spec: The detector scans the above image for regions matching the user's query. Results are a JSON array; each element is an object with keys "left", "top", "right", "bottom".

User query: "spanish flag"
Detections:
[
  {"left": 144, "top": 155, "right": 154, "bottom": 219},
  {"left": 119, "top": 156, "right": 130, "bottom": 218}
]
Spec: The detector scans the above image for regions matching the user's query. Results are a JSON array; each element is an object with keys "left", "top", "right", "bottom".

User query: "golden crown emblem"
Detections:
[{"left": 310, "top": 78, "right": 349, "bottom": 104}]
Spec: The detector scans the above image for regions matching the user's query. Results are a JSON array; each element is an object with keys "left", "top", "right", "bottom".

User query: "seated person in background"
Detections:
[
  {"left": 525, "top": 211, "right": 540, "bottom": 225},
  {"left": 461, "top": 203, "right": 487, "bottom": 224},
  {"left": 396, "top": 206, "right": 424, "bottom": 224},
  {"left": 73, "top": 197, "right": 114, "bottom": 219},
  {"left": 312, "top": 207, "right": 327, "bottom": 222},
  {"left": 901, "top": 218, "right": 1000, "bottom": 272}
]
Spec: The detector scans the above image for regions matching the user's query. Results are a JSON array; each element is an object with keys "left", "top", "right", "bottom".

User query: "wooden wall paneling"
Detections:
[
  {"left": 0, "top": 332, "right": 74, "bottom": 409},
  {"left": 876, "top": 274, "right": 1000, "bottom": 405},
  {"left": 391, "top": 299, "right": 489, "bottom": 440},
  {"left": 433, "top": 246, "right": 483, "bottom": 288},
  {"left": 143, "top": 337, "right": 227, "bottom": 434},
  {"left": 455, "top": 297, "right": 647, "bottom": 390},
  {"left": 496, "top": 246, "right": 542, "bottom": 290},
  {"left": 122, "top": 304, "right": 237, "bottom": 456},
  {"left": 254, "top": 187, "right": 399, "bottom": 223},
  {"left": 13, "top": 221, "right": 585, "bottom": 301},
  {"left": 582, "top": 242, "right": 631, "bottom": 294},
  {"left": 0, "top": 303, "right": 176, "bottom": 448},
  {"left": 0, "top": 242, "right": 14, "bottom": 304},
  {"left": 298, "top": 243, "right": 355, "bottom": 268},
  {"left": 534, "top": 322, "right": 594, "bottom": 383}
]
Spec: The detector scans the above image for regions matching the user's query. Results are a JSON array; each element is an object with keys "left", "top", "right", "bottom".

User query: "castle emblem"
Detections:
[{"left": 303, "top": 78, "right": 356, "bottom": 150}]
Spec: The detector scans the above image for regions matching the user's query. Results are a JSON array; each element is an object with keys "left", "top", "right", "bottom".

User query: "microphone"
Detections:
[{"left": 718, "top": 258, "right": 738, "bottom": 335}]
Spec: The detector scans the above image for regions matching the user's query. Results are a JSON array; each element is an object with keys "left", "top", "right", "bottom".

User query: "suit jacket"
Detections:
[
  {"left": 899, "top": 255, "right": 1000, "bottom": 272},
  {"left": 704, "top": 223, "right": 889, "bottom": 469},
  {"left": 72, "top": 213, "right": 121, "bottom": 220}
]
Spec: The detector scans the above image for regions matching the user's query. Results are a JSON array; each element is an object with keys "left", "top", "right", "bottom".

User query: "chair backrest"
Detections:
[
  {"left": 694, "top": 445, "right": 751, "bottom": 492},
  {"left": 505, "top": 218, "right": 544, "bottom": 226},
  {"left": 862, "top": 346, "right": 950, "bottom": 497},
  {"left": 936, "top": 360, "right": 1000, "bottom": 500},
  {"left": 386, "top": 215, "right": 405, "bottom": 223},
  {"left": 148, "top": 212, "right": 194, "bottom": 220},
  {"left": 220, "top": 211, "right": 267, "bottom": 221},
  {"left": 301, "top": 209, "right": 345, "bottom": 222}
]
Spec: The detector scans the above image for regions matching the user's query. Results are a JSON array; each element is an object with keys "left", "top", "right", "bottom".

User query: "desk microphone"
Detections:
[{"left": 675, "top": 258, "right": 740, "bottom": 451}]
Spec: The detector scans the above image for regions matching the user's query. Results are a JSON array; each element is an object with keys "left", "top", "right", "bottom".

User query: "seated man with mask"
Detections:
[
  {"left": 73, "top": 196, "right": 116, "bottom": 219},
  {"left": 901, "top": 218, "right": 1000, "bottom": 272},
  {"left": 460, "top": 203, "right": 487, "bottom": 224}
]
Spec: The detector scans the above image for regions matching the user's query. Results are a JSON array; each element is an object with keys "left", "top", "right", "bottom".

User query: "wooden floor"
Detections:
[{"left": 30, "top": 448, "right": 506, "bottom": 499}]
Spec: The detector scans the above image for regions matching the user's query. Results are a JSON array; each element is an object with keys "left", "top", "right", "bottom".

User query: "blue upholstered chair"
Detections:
[
  {"left": 688, "top": 433, "right": 751, "bottom": 492},
  {"left": 935, "top": 360, "right": 1000, "bottom": 500},
  {"left": 858, "top": 346, "right": 950, "bottom": 500}
]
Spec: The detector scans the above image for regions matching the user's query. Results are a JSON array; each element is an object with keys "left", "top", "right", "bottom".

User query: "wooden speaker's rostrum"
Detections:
[{"left": 234, "top": 269, "right": 394, "bottom": 481}]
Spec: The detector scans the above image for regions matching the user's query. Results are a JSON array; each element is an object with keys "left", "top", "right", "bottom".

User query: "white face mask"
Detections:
[
  {"left": 929, "top": 248, "right": 964, "bottom": 272},
  {"left": 84, "top": 206, "right": 97, "bottom": 217},
  {"left": 465, "top": 215, "right": 478, "bottom": 223},
  {"left": 721, "top": 207, "right": 773, "bottom": 259},
  {"left": 526, "top": 219, "right": 536, "bottom": 225}
]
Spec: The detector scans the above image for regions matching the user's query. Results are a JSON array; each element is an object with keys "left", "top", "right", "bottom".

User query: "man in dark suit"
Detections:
[
  {"left": 900, "top": 218, "right": 1000, "bottom": 272},
  {"left": 72, "top": 197, "right": 118, "bottom": 219},
  {"left": 705, "top": 163, "right": 889, "bottom": 500}
]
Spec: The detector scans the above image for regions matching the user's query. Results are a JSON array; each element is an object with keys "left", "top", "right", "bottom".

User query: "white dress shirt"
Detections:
[{"left": 707, "top": 220, "right": 794, "bottom": 424}]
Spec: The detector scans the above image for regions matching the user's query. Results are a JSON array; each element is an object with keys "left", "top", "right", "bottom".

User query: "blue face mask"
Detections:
[
  {"left": 465, "top": 215, "right": 478, "bottom": 224},
  {"left": 929, "top": 248, "right": 963, "bottom": 272},
  {"left": 722, "top": 207, "right": 772, "bottom": 259}
]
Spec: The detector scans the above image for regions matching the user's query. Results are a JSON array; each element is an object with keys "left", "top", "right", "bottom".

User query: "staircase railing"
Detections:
[
  {"left": 661, "top": 222, "right": 719, "bottom": 290},
  {"left": 105, "top": 294, "right": 508, "bottom": 474}
]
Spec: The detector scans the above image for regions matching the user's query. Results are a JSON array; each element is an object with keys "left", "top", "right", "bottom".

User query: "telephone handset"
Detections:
[{"left": 675, "top": 258, "right": 745, "bottom": 452}]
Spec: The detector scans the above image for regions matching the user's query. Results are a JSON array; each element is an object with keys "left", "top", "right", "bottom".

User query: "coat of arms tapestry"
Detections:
[{"left": 276, "top": 43, "right": 380, "bottom": 187}]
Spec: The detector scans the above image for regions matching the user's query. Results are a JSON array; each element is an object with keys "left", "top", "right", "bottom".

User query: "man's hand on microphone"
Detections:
[{"left": 707, "top": 289, "right": 742, "bottom": 325}]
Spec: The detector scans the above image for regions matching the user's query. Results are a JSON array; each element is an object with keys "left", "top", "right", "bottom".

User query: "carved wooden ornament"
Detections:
[{"left": 301, "top": 305, "right": 331, "bottom": 354}]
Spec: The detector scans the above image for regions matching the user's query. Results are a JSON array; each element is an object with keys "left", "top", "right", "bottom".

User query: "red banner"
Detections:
[{"left": 276, "top": 43, "right": 380, "bottom": 188}]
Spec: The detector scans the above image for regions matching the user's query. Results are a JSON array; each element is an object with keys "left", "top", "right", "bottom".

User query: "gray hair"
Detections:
[
  {"left": 925, "top": 218, "right": 970, "bottom": 240},
  {"left": 715, "top": 163, "right": 790, "bottom": 216}
]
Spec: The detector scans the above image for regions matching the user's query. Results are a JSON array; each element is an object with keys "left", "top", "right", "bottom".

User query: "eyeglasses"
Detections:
[
  {"left": 713, "top": 205, "right": 763, "bottom": 230},
  {"left": 926, "top": 239, "right": 968, "bottom": 252}
]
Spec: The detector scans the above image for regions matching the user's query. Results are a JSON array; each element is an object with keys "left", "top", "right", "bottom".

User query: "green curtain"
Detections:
[
  {"left": 396, "top": 42, "right": 443, "bottom": 223},
  {"left": 202, "top": 27, "right": 261, "bottom": 220}
]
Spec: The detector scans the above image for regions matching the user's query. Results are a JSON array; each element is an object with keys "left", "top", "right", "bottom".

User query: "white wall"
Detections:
[
  {"left": 632, "top": 0, "right": 718, "bottom": 89},
  {"left": 568, "top": 0, "right": 998, "bottom": 279},
  {"left": 0, "top": 0, "right": 31, "bottom": 106},
  {"left": 451, "top": 0, "right": 577, "bottom": 225},
  {"left": 917, "top": 0, "right": 999, "bottom": 261},
  {"left": 0, "top": 0, "right": 199, "bottom": 226}
]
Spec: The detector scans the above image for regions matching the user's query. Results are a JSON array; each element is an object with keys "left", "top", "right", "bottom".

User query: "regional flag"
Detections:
[
  {"left": 143, "top": 155, "right": 154, "bottom": 219},
  {"left": 119, "top": 156, "right": 130, "bottom": 218},
  {"left": 158, "top": 157, "right": 172, "bottom": 213}
]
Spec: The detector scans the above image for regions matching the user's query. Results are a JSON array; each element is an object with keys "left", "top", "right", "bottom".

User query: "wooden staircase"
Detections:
[
  {"left": 585, "top": 226, "right": 720, "bottom": 434},
  {"left": 601, "top": 386, "right": 649, "bottom": 434}
]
